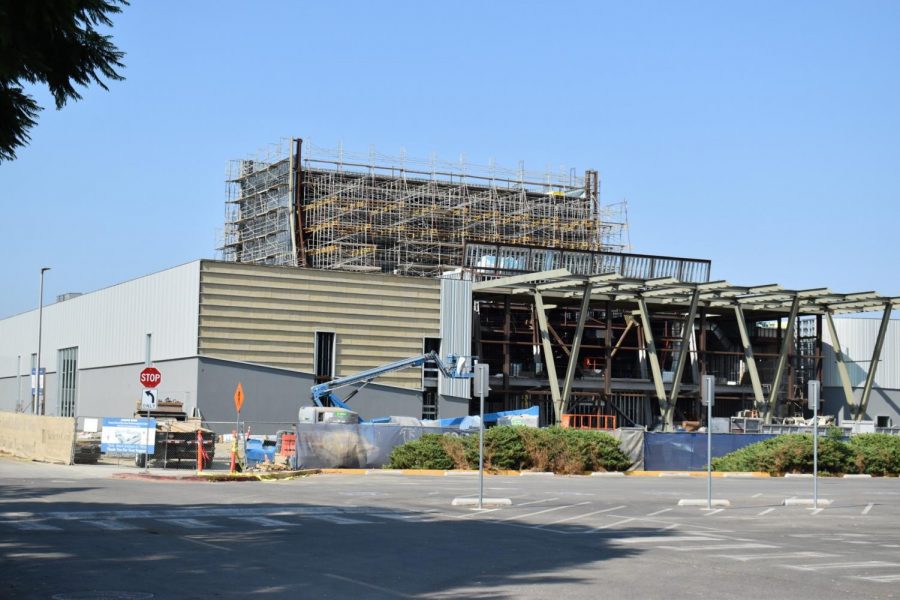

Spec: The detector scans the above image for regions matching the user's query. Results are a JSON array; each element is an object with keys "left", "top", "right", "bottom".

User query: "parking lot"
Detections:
[{"left": 1, "top": 459, "right": 899, "bottom": 599}]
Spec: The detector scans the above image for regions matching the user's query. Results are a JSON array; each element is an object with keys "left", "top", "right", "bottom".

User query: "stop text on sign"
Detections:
[{"left": 140, "top": 367, "right": 162, "bottom": 388}]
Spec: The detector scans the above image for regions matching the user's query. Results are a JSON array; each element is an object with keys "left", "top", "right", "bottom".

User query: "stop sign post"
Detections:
[{"left": 140, "top": 367, "right": 161, "bottom": 388}]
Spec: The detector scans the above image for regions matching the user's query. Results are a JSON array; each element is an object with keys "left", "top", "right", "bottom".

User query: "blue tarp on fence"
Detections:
[{"left": 643, "top": 433, "right": 776, "bottom": 471}]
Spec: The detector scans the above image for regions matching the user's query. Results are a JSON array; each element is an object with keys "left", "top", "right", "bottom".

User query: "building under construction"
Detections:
[{"left": 222, "top": 139, "right": 628, "bottom": 275}]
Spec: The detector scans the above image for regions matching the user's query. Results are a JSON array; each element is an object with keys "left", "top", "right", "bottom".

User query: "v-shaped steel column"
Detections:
[
  {"left": 561, "top": 284, "right": 593, "bottom": 414},
  {"left": 824, "top": 311, "right": 856, "bottom": 418},
  {"left": 635, "top": 297, "right": 671, "bottom": 430},
  {"left": 668, "top": 289, "right": 700, "bottom": 408},
  {"left": 855, "top": 301, "right": 895, "bottom": 420},
  {"left": 533, "top": 291, "right": 563, "bottom": 424},
  {"left": 764, "top": 295, "right": 800, "bottom": 423},
  {"left": 734, "top": 303, "right": 765, "bottom": 412}
]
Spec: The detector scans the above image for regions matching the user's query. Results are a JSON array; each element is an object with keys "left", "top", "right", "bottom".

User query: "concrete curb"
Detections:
[
  {"left": 452, "top": 497, "right": 512, "bottom": 507},
  {"left": 592, "top": 472, "right": 626, "bottom": 477},
  {"left": 113, "top": 469, "right": 320, "bottom": 483},
  {"left": 784, "top": 473, "right": 813, "bottom": 478},
  {"left": 783, "top": 498, "right": 833, "bottom": 506},
  {"left": 677, "top": 499, "right": 731, "bottom": 507},
  {"left": 843, "top": 474, "right": 873, "bottom": 479},
  {"left": 520, "top": 471, "right": 555, "bottom": 477},
  {"left": 625, "top": 471, "right": 770, "bottom": 478}
]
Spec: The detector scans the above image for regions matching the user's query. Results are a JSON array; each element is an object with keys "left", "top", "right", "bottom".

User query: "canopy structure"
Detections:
[{"left": 472, "top": 269, "right": 896, "bottom": 430}]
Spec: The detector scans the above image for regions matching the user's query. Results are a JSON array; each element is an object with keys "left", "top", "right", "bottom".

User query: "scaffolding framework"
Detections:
[{"left": 222, "top": 139, "right": 629, "bottom": 276}]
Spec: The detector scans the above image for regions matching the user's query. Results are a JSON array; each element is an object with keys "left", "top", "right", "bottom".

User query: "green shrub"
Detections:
[
  {"left": 387, "top": 434, "right": 454, "bottom": 469},
  {"left": 712, "top": 434, "right": 852, "bottom": 475},
  {"left": 388, "top": 426, "right": 631, "bottom": 473},
  {"left": 848, "top": 434, "right": 900, "bottom": 476}
]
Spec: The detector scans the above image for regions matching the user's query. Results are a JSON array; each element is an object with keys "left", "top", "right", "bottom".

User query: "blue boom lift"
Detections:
[{"left": 310, "top": 351, "right": 474, "bottom": 410}]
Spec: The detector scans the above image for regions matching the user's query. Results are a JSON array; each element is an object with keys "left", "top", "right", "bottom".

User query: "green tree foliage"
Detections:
[{"left": 0, "top": 1, "right": 127, "bottom": 161}]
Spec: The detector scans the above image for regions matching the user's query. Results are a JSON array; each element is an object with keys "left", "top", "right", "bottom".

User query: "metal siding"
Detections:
[
  {"left": 198, "top": 261, "right": 441, "bottom": 390},
  {"left": 439, "top": 274, "right": 473, "bottom": 399},
  {"left": 0, "top": 262, "right": 201, "bottom": 378},
  {"left": 823, "top": 317, "right": 900, "bottom": 389}
]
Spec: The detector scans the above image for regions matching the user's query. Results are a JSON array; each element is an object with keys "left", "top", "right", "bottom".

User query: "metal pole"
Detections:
[
  {"left": 808, "top": 379, "right": 820, "bottom": 510},
  {"left": 813, "top": 389, "right": 818, "bottom": 509},
  {"left": 479, "top": 386, "right": 485, "bottom": 510},
  {"left": 145, "top": 334, "right": 151, "bottom": 472},
  {"left": 707, "top": 394, "right": 712, "bottom": 510},
  {"left": 36, "top": 267, "right": 49, "bottom": 415},
  {"left": 702, "top": 374, "right": 715, "bottom": 511}
]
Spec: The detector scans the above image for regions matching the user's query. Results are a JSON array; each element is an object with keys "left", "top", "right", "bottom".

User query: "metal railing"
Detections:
[{"left": 561, "top": 413, "right": 617, "bottom": 430}]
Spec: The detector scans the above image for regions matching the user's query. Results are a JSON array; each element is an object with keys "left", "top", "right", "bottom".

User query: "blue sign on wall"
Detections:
[{"left": 100, "top": 418, "right": 156, "bottom": 454}]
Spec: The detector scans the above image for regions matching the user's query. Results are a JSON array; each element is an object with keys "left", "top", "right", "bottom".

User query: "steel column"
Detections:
[
  {"left": 562, "top": 285, "right": 593, "bottom": 413},
  {"left": 733, "top": 303, "right": 765, "bottom": 412},
  {"left": 856, "top": 301, "right": 894, "bottom": 421},
  {"left": 668, "top": 289, "right": 700, "bottom": 406},
  {"left": 636, "top": 297, "right": 670, "bottom": 430},
  {"left": 824, "top": 311, "right": 856, "bottom": 418},
  {"left": 534, "top": 292, "right": 563, "bottom": 424},
  {"left": 764, "top": 295, "right": 800, "bottom": 423}
]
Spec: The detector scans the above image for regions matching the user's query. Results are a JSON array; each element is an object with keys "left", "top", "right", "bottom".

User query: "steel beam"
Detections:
[
  {"left": 562, "top": 284, "right": 593, "bottom": 413},
  {"left": 636, "top": 297, "right": 671, "bottom": 430},
  {"left": 824, "top": 311, "right": 856, "bottom": 417},
  {"left": 764, "top": 295, "right": 800, "bottom": 423},
  {"left": 733, "top": 303, "right": 765, "bottom": 412},
  {"left": 668, "top": 289, "right": 700, "bottom": 406},
  {"left": 855, "top": 301, "right": 895, "bottom": 420},
  {"left": 533, "top": 291, "right": 563, "bottom": 424}
]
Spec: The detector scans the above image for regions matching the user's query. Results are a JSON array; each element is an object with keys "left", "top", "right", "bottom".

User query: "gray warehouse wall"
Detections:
[
  {"left": 78, "top": 358, "right": 199, "bottom": 420},
  {"left": 824, "top": 386, "right": 900, "bottom": 426},
  {"left": 196, "top": 357, "right": 469, "bottom": 434}
]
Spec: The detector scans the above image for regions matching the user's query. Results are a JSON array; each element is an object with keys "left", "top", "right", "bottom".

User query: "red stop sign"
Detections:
[{"left": 140, "top": 367, "right": 162, "bottom": 388}]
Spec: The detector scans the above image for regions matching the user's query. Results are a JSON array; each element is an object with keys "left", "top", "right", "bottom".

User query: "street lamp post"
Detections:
[{"left": 36, "top": 267, "right": 50, "bottom": 415}]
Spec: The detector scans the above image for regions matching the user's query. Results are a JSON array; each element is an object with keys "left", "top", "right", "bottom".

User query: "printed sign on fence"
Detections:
[{"left": 100, "top": 418, "right": 156, "bottom": 454}]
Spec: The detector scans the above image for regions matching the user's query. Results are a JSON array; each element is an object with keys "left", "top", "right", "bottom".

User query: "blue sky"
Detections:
[{"left": 2, "top": 0, "right": 899, "bottom": 317}]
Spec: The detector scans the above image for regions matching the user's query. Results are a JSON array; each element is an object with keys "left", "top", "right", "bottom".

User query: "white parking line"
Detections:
[
  {"left": 752, "top": 493, "right": 763, "bottom": 498},
  {"left": 862, "top": 503, "right": 874, "bottom": 515},
  {"left": 84, "top": 519, "right": 137, "bottom": 531},
  {"left": 5, "top": 521, "right": 61, "bottom": 531},
  {"left": 758, "top": 508, "right": 775, "bottom": 516},
  {"left": 161, "top": 518, "right": 221, "bottom": 529},
  {"left": 541, "top": 505, "right": 627, "bottom": 526},
  {"left": 230, "top": 516, "right": 297, "bottom": 527},
  {"left": 661, "top": 543, "right": 779, "bottom": 552},
  {"left": 787, "top": 561, "right": 900, "bottom": 571},
  {"left": 614, "top": 535, "right": 724, "bottom": 544},
  {"left": 810, "top": 508, "right": 824, "bottom": 516},
  {"left": 591, "top": 518, "right": 637, "bottom": 531},
  {"left": 854, "top": 574, "right": 900, "bottom": 583},
  {"left": 646, "top": 508, "right": 672, "bottom": 517},
  {"left": 518, "top": 498, "right": 560, "bottom": 507},
  {"left": 703, "top": 509, "right": 724, "bottom": 517},
  {"left": 308, "top": 515, "right": 376, "bottom": 525},
  {"left": 723, "top": 552, "right": 838, "bottom": 562},
  {"left": 500, "top": 502, "right": 590, "bottom": 522}
]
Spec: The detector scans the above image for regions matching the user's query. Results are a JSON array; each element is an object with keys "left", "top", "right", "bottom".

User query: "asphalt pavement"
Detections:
[{"left": 1, "top": 458, "right": 899, "bottom": 599}]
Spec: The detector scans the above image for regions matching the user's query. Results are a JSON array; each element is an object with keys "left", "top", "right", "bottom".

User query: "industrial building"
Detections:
[{"left": 0, "top": 141, "right": 897, "bottom": 433}]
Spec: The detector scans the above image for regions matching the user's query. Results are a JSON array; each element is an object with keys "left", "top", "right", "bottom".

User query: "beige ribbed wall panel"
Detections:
[{"left": 198, "top": 261, "right": 440, "bottom": 389}]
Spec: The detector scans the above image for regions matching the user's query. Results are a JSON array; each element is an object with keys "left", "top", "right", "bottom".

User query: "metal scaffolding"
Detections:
[{"left": 221, "top": 139, "right": 629, "bottom": 276}]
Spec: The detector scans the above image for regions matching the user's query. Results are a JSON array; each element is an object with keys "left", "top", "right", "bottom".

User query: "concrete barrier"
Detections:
[{"left": 0, "top": 412, "right": 76, "bottom": 464}]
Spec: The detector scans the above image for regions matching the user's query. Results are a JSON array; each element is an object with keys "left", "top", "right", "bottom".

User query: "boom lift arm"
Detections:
[{"left": 310, "top": 351, "right": 475, "bottom": 409}]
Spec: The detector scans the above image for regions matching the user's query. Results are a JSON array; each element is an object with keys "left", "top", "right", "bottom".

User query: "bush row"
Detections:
[
  {"left": 712, "top": 433, "right": 900, "bottom": 476},
  {"left": 387, "top": 426, "right": 632, "bottom": 474}
]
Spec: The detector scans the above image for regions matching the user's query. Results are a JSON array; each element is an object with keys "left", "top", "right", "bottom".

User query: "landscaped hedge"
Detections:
[
  {"left": 712, "top": 433, "right": 900, "bottom": 476},
  {"left": 387, "top": 426, "right": 632, "bottom": 473}
]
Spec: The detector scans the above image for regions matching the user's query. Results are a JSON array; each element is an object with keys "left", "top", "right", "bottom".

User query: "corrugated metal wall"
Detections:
[
  {"left": 0, "top": 261, "right": 201, "bottom": 376},
  {"left": 823, "top": 316, "right": 900, "bottom": 389},
  {"left": 439, "top": 273, "right": 473, "bottom": 399},
  {"left": 198, "top": 261, "right": 441, "bottom": 390}
]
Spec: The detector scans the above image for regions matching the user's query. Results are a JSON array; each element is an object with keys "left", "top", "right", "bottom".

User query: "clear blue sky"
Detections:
[{"left": 2, "top": 0, "right": 899, "bottom": 318}]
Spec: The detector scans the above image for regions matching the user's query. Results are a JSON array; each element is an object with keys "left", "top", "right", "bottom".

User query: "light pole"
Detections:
[{"left": 36, "top": 267, "right": 50, "bottom": 415}]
